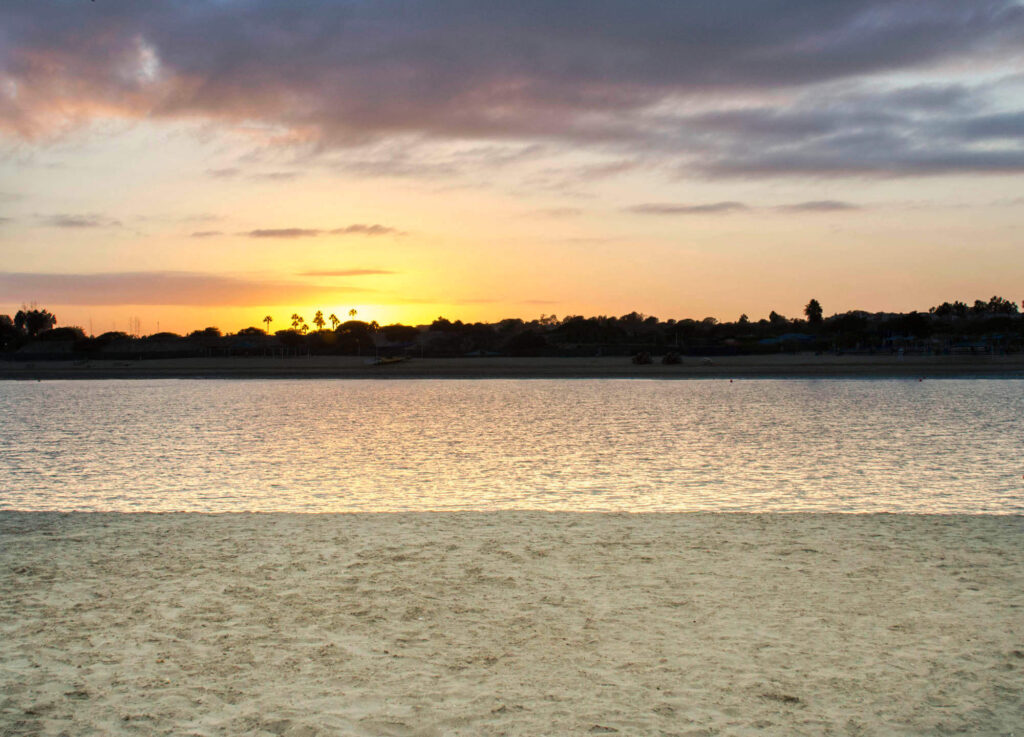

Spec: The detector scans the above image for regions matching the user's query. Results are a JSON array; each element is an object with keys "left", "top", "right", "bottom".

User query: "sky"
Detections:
[{"left": 1, "top": 0, "right": 1023, "bottom": 335}]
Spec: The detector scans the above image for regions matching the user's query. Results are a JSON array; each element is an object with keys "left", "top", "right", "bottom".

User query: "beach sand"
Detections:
[
  {"left": 2, "top": 353, "right": 1024, "bottom": 381},
  {"left": 1, "top": 512, "right": 1021, "bottom": 736}
]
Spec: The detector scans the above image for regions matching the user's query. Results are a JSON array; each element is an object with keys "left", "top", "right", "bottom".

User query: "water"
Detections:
[{"left": 0, "top": 379, "right": 1021, "bottom": 513}]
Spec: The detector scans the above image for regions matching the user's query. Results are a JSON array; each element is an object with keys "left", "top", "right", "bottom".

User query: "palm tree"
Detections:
[
  {"left": 291, "top": 313, "right": 309, "bottom": 334},
  {"left": 804, "top": 298, "right": 823, "bottom": 324},
  {"left": 349, "top": 308, "right": 358, "bottom": 320},
  {"left": 328, "top": 313, "right": 340, "bottom": 330},
  {"left": 313, "top": 310, "right": 325, "bottom": 331},
  {"left": 263, "top": 315, "right": 273, "bottom": 334}
]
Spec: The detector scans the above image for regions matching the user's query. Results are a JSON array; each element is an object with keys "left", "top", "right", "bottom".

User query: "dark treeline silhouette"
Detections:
[{"left": 2, "top": 296, "right": 1022, "bottom": 360}]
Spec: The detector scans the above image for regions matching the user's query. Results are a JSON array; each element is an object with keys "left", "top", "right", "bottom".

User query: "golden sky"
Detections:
[{"left": 2, "top": 2, "right": 1023, "bottom": 334}]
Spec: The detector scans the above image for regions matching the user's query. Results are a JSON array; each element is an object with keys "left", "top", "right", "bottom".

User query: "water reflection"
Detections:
[{"left": 0, "top": 379, "right": 1021, "bottom": 513}]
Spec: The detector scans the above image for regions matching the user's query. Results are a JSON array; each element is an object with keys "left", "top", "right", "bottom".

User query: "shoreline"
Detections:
[
  {"left": 2, "top": 511, "right": 1021, "bottom": 736},
  {"left": 2, "top": 353, "right": 1023, "bottom": 380}
]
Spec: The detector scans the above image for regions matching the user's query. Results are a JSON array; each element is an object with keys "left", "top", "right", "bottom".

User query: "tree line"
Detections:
[{"left": 2, "top": 296, "right": 1021, "bottom": 357}]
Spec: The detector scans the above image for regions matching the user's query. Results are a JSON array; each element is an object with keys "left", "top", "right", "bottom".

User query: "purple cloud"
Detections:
[
  {"left": 1, "top": 2, "right": 1023, "bottom": 178},
  {"left": 243, "top": 224, "right": 401, "bottom": 238},
  {"left": 0, "top": 271, "right": 374, "bottom": 306}
]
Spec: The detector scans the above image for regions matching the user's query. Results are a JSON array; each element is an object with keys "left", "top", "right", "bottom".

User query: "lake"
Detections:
[{"left": 1, "top": 379, "right": 1021, "bottom": 513}]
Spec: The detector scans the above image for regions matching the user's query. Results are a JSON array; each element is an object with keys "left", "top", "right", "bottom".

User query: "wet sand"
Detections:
[
  {"left": 1, "top": 512, "right": 1021, "bottom": 736},
  {"left": 1, "top": 353, "right": 1023, "bottom": 380}
]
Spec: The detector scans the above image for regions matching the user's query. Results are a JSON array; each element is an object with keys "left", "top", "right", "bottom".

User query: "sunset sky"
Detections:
[{"left": 2, "top": 1, "right": 1023, "bottom": 334}]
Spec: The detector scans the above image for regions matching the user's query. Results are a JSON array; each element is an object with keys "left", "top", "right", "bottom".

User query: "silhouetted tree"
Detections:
[
  {"left": 0, "top": 314, "right": 18, "bottom": 349},
  {"left": 804, "top": 298, "right": 823, "bottom": 324},
  {"left": 987, "top": 295, "right": 1019, "bottom": 315},
  {"left": 313, "top": 310, "right": 326, "bottom": 331},
  {"left": 37, "top": 326, "right": 85, "bottom": 342},
  {"left": 290, "top": 313, "right": 308, "bottom": 334},
  {"left": 263, "top": 315, "right": 273, "bottom": 333},
  {"left": 769, "top": 310, "right": 787, "bottom": 327},
  {"left": 382, "top": 323, "right": 420, "bottom": 343},
  {"left": 504, "top": 330, "right": 549, "bottom": 356},
  {"left": 14, "top": 307, "right": 57, "bottom": 337},
  {"left": 328, "top": 313, "right": 340, "bottom": 330},
  {"left": 349, "top": 308, "right": 357, "bottom": 320}
]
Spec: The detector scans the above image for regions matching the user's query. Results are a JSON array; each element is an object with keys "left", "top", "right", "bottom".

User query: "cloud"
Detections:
[
  {"left": 245, "top": 228, "right": 322, "bottom": 238},
  {"left": 40, "top": 213, "right": 122, "bottom": 228},
  {"left": 560, "top": 236, "right": 622, "bottom": 244},
  {"left": 243, "top": 224, "right": 401, "bottom": 238},
  {"left": 206, "top": 167, "right": 240, "bottom": 178},
  {"left": 627, "top": 199, "right": 863, "bottom": 214},
  {"left": 531, "top": 207, "right": 583, "bottom": 218},
  {"left": 189, "top": 230, "right": 223, "bottom": 238},
  {"left": 956, "top": 111, "right": 1024, "bottom": 140},
  {"left": 0, "top": 271, "right": 373, "bottom": 306},
  {"left": 775, "top": 200, "right": 861, "bottom": 212},
  {"left": 329, "top": 224, "right": 400, "bottom": 236},
  {"left": 297, "top": 269, "right": 396, "bottom": 277},
  {"left": 207, "top": 168, "right": 300, "bottom": 181},
  {"left": 2, "top": 2, "right": 1024, "bottom": 179},
  {"left": 626, "top": 202, "right": 748, "bottom": 215},
  {"left": 676, "top": 81, "right": 1024, "bottom": 178},
  {"left": 252, "top": 171, "right": 300, "bottom": 181}
]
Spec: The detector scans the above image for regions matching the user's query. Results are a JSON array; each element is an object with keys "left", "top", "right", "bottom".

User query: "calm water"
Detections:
[{"left": 0, "top": 379, "right": 1021, "bottom": 513}]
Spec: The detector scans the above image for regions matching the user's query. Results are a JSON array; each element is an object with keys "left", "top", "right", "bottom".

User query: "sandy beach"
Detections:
[
  {"left": 1, "top": 512, "right": 1021, "bottom": 736},
  {"left": 2, "top": 353, "right": 1024, "bottom": 381}
]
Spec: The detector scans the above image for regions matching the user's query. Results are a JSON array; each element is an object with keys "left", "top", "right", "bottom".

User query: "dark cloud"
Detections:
[
  {"left": 702, "top": 144, "right": 1024, "bottom": 178},
  {"left": 672, "top": 82, "right": 1024, "bottom": 178},
  {"left": 40, "top": 213, "right": 122, "bottom": 228},
  {"left": 0, "top": 271, "right": 373, "bottom": 305},
  {"left": 627, "top": 202, "right": 748, "bottom": 215},
  {"left": 297, "top": 269, "right": 395, "bottom": 277},
  {"left": 775, "top": 200, "right": 861, "bottom": 212},
  {"left": 957, "top": 112, "right": 1024, "bottom": 140},
  {"left": 189, "top": 230, "right": 223, "bottom": 238},
  {"left": 2, "top": 2, "right": 1023, "bottom": 178}
]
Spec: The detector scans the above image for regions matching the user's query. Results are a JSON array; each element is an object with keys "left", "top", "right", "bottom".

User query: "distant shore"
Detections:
[
  {"left": 1, "top": 353, "right": 1023, "bottom": 380},
  {"left": 1, "top": 512, "right": 1021, "bottom": 735}
]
